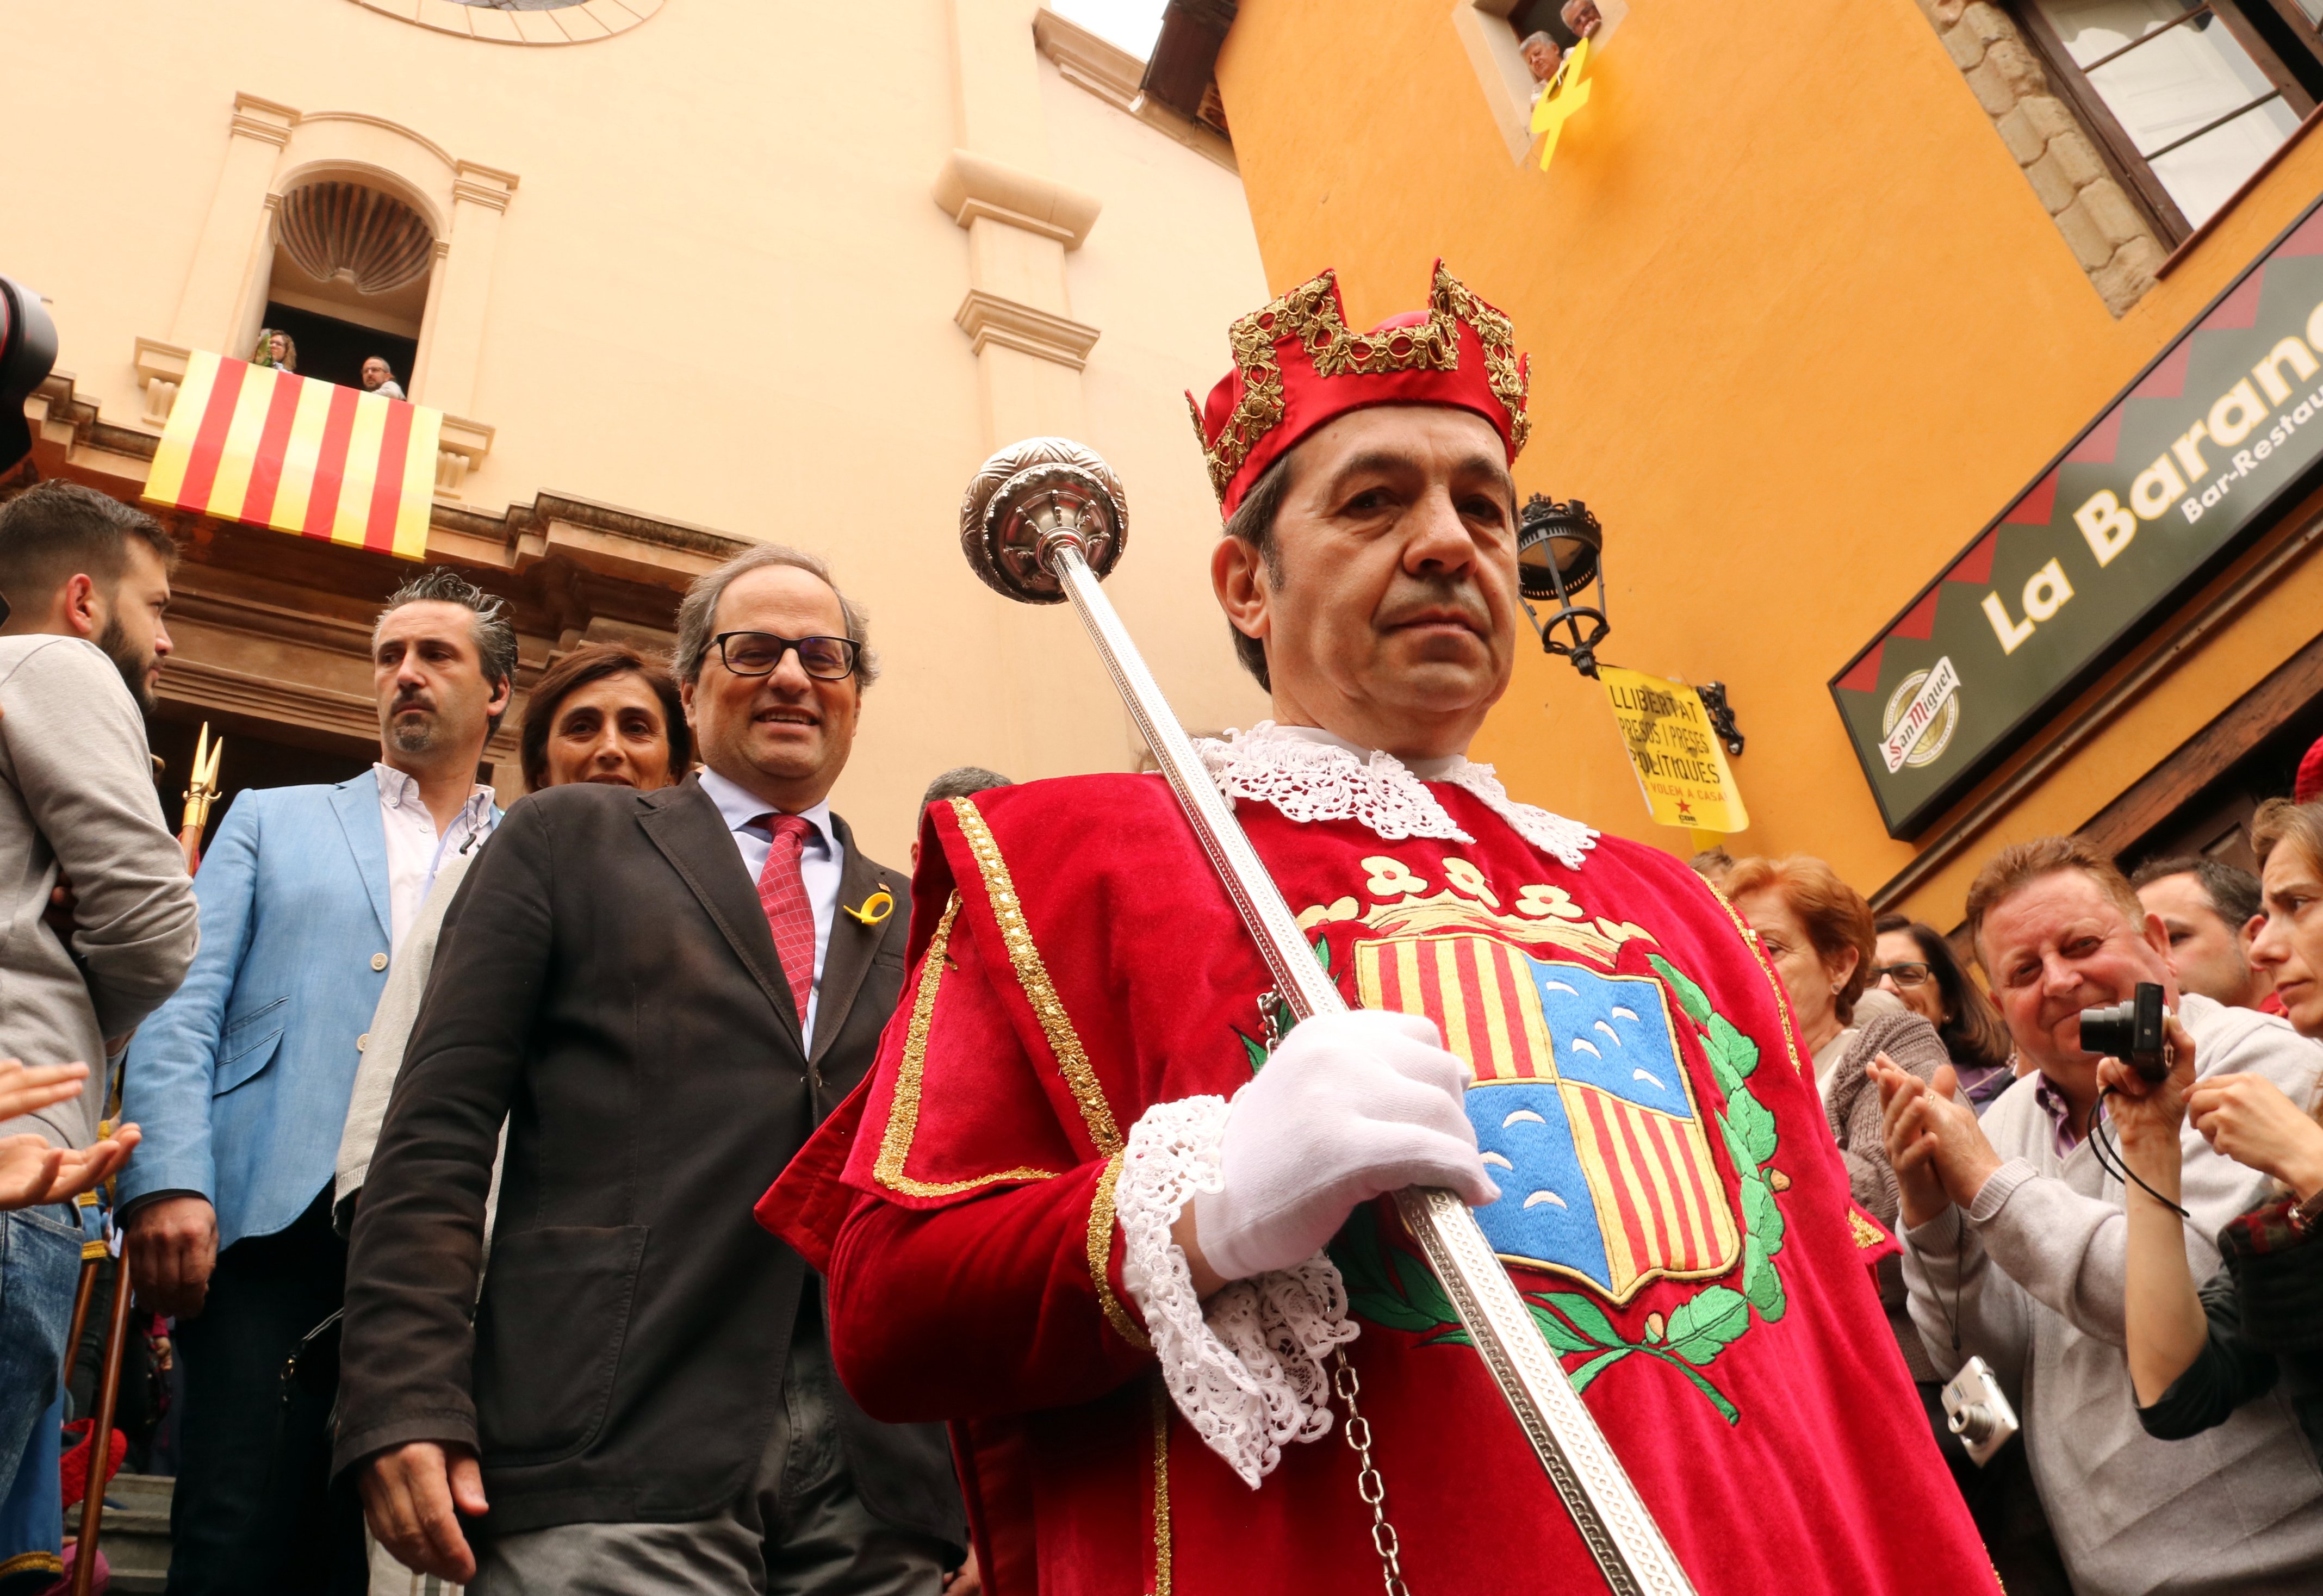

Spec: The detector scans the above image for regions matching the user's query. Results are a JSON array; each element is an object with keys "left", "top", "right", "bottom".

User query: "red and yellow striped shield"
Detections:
[
  {"left": 144, "top": 350, "right": 439, "bottom": 559},
  {"left": 1355, "top": 933, "right": 1740, "bottom": 1302}
]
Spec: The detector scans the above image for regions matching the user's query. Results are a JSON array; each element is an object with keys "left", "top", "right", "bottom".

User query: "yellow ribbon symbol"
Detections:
[
  {"left": 1531, "top": 33, "right": 1592, "bottom": 172},
  {"left": 845, "top": 887, "right": 896, "bottom": 927}
]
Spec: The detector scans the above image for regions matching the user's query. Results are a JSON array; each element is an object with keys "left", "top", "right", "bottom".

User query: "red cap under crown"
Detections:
[{"left": 1189, "top": 260, "right": 1531, "bottom": 514}]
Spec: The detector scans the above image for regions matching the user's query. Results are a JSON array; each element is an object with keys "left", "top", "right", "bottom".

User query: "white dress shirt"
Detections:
[
  {"left": 374, "top": 763, "right": 496, "bottom": 955},
  {"left": 698, "top": 768, "right": 843, "bottom": 1042}
]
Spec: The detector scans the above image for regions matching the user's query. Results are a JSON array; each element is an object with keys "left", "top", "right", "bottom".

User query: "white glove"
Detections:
[{"left": 1189, "top": 1009, "right": 1498, "bottom": 1283}]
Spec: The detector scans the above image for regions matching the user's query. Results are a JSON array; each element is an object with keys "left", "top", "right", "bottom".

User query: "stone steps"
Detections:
[{"left": 64, "top": 1471, "right": 171, "bottom": 1594}]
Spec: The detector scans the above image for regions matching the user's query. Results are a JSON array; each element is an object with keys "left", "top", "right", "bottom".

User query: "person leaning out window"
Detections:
[
  {"left": 1875, "top": 914, "right": 2017, "bottom": 1114},
  {"left": 2115, "top": 798, "right": 2323, "bottom": 1453}
]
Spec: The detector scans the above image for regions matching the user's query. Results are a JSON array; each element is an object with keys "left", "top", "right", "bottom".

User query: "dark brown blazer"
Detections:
[{"left": 334, "top": 775, "right": 964, "bottom": 1544}]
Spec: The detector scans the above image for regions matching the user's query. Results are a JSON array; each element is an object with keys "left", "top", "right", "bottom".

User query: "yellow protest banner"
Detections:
[{"left": 1599, "top": 665, "right": 1749, "bottom": 835}]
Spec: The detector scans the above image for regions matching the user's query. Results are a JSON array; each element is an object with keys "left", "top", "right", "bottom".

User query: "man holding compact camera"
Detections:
[{"left": 1875, "top": 835, "right": 2323, "bottom": 1596}]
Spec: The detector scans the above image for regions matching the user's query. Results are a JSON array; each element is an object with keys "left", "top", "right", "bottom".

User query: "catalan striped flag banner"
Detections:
[
  {"left": 144, "top": 350, "right": 439, "bottom": 559},
  {"left": 1355, "top": 933, "right": 1740, "bottom": 1302}
]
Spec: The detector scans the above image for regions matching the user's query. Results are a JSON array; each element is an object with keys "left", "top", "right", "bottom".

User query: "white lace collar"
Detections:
[{"left": 1191, "top": 722, "right": 1596, "bottom": 871}]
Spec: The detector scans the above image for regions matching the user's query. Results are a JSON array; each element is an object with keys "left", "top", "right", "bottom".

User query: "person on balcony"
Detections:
[
  {"left": 252, "top": 329, "right": 297, "bottom": 372},
  {"left": 361, "top": 357, "right": 406, "bottom": 402}
]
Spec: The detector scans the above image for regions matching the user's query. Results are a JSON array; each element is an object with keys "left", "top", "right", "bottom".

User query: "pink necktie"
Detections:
[{"left": 755, "top": 815, "right": 817, "bottom": 1029}]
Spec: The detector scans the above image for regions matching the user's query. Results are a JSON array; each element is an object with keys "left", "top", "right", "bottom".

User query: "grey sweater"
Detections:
[
  {"left": 1818, "top": 991, "right": 1949, "bottom": 1382},
  {"left": 0, "top": 635, "right": 198, "bottom": 1148},
  {"left": 1903, "top": 994, "right": 2323, "bottom": 1595}
]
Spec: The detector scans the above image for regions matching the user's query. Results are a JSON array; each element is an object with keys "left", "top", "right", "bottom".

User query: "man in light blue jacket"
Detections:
[{"left": 122, "top": 568, "right": 512, "bottom": 1596}]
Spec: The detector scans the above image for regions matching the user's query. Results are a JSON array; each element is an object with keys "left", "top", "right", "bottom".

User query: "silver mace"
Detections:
[{"left": 960, "top": 438, "right": 1697, "bottom": 1596}]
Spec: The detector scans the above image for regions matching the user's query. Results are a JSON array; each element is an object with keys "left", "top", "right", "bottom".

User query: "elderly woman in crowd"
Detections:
[
  {"left": 1875, "top": 913, "right": 2017, "bottom": 1113},
  {"left": 1724, "top": 859, "right": 1960, "bottom": 1418},
  {"left": 2114, "top": 798, "right": 2323, "bottom": 1454},
  {"left": 332, "top": 642, "right": 690, "bottom": 1233},
  {"left": 1725, "top": 858, "right": 1947, "bottom": 1215}
]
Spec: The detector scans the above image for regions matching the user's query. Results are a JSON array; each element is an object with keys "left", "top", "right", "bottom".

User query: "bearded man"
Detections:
[
  {"left": 0, "top": 480, "right": 192, "bottom": 1537},
  {"left": 762, "top": 265, "right": 1998, "bottom": 1593},
  {"left": 122, "top": 566, "right": 510, "bottom": 1594}
]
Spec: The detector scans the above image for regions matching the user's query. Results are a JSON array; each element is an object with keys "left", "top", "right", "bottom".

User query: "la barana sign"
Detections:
[{"left": 1831, "top": 199, "right": 2323, "bottom": 838}]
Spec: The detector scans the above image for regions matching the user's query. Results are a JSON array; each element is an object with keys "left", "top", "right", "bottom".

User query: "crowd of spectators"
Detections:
[
  {"left": 5, "top": 465, "right": 2323, "bottom": 1594},
  {"left": 1682, "top": 827, "right": 2323, "bottom": 1593}
]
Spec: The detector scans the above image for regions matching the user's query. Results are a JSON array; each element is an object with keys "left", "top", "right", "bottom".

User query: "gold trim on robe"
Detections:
[
  {"left": 874, "top": 892, "right": 1064, "bottom": 1198},
  {"left": 1148, "top": 1374, "right": 1174, "bottom": 1596},
  {"left": 950, "top": 796, "right": 1127, "bottom": 1157},
  {"left": 1087, "top": 1151, "right": 1150, "bottom": 1349}
]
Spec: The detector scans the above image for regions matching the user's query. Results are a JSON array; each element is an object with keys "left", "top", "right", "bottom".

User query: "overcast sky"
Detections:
[{"left": 1053, "top": 0, "right": 1167, "bottom": 58}]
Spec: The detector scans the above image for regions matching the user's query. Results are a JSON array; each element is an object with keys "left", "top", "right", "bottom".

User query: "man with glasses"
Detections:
[{"left": 336, "top": 545, "right": 967, "bottom": 1593}]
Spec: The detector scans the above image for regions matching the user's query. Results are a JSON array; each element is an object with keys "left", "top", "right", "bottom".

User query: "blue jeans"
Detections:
[
  {"left": 0, "top": 1383, "right": 64, "bottom": 1589},
  {"left": 0, "top": 1204, "right": 81, "bottom": 1503}
]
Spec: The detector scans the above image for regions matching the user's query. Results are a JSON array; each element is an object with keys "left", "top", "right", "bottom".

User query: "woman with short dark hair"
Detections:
[
  {"left": 1873, "top": 914, "right": 2015, "bottom": 1114},
  {"left": 517, "top": 642, "right": 691, "bottom": 793}
]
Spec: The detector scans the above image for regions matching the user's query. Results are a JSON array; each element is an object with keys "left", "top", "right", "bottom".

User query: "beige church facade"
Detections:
[{"left": 4, "top": 0, "right": 1270, "bottom": 861}]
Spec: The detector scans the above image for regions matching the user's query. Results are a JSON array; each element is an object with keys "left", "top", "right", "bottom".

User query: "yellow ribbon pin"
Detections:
[
  {"left": 1531, "top": 32, "right": 1593, "bottom": 172},
  {"left": 845, "top": 887, "right": 896, "bottom": 927}
]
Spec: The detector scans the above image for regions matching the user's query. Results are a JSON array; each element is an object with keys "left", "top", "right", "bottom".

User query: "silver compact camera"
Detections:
[{"left": 1941, "top": 1355, "right": 2020, "bottom": 1468}]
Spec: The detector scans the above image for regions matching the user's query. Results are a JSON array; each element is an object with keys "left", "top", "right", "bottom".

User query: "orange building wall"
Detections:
[{"left": 1214, "top": 0, "right": 2323, "bottom": 928}]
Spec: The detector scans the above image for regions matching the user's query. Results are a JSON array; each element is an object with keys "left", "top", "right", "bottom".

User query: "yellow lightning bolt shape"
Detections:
[{"left": 1530, "top": 33, "right": 1593, "bottom": 172}]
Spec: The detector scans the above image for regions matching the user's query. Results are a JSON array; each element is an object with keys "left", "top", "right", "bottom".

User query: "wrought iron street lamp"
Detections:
[
  {"left": 1515, "top": 492, "right": 1744, "bottom": 754},
  {"left": 1515, "top": 492, "right": 1608, "bottom": 678}
]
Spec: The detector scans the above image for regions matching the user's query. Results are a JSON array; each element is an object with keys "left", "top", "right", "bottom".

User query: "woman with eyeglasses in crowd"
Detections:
[
  {"left": 2110, "top": 798, "right": 2323, "bottom": 1456},
  {"left": 1873, "top": 914, "right": 2018, "bottom": 1115}
]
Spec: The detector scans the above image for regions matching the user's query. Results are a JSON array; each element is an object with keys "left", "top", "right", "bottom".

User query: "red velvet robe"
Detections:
[{"left": 762, "top": 773, "right": 1997, "bottom": 1595}]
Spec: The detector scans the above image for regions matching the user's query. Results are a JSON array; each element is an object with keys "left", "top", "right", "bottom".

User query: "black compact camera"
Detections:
[{"left": 2079, "top": 980, "right": 2170, "bottom": 1082}]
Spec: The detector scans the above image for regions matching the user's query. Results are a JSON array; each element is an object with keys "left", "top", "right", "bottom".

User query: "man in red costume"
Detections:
[{"left": 762, "top": 264, "right": 1998, "bottom": 1594}]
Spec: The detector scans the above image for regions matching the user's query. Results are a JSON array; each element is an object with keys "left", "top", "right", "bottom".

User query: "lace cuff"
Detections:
[{"left": 1115, "top": 1096, "right": 1360, "bottom": 1487}]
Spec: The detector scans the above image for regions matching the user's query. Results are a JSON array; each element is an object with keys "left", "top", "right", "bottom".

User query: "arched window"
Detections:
[{"left": 259, "top": 179, "right": 434, "bottom": 396}]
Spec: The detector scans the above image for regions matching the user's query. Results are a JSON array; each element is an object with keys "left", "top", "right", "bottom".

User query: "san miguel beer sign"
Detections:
[{"left": 1833, "top": 198, "right": 2323, "bottom": 838}]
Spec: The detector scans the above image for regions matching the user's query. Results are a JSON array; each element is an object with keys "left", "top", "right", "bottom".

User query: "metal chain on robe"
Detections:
[{"left": 1333, "top": 1349, "right": 1413, "bottom": 1596}]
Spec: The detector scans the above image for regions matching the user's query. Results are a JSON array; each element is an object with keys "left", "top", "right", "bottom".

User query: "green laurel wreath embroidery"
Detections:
[{"left": 1325, "top": 950, "right": 1788, "bottom": 1427}]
